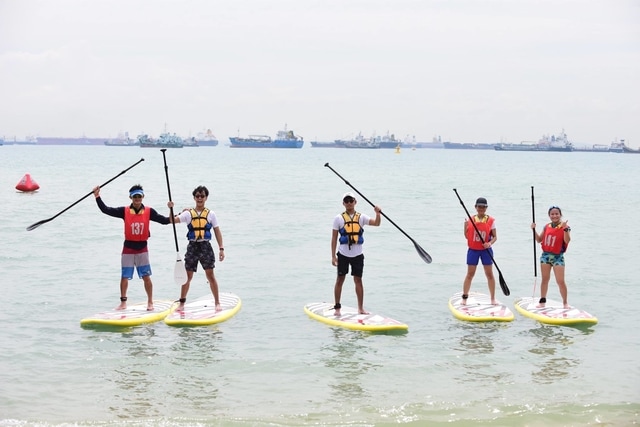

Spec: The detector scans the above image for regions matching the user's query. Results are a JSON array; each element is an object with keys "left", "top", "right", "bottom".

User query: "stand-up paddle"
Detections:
[
  {"left": 453, "top": 189, "right": 510, "bottom": 296},
  {"left": 324, "top": 162, "right": 432, "bottom": 264},
  {"left": 161, "top": 149, "right": 188, "bottom": 286},
  {"left": 531, "top": 186, "right": 538, "bottom": 297},
  {"left": 26, "top": 158, "right": 145, "bottom": 231}
]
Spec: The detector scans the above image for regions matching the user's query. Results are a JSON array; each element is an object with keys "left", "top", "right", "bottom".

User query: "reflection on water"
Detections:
[
  {"left": 450, "top": 322, "right": 513, "bottom": 384},
  {"left": 320, "top": 328, "right": 382, "bottom": 402},
  {"left": 527, "top": 324, "right": 591, "bottom": 384}
]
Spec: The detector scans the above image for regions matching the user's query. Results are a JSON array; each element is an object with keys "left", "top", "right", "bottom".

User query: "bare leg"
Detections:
[
  {"left": 142, "top": 275, "right": 154, "bottom": 310},
  {"left": 462, "top": 265, "right": 477, "bottom": 305},
  {"left": 178, "top": 271, "right": 195, "bottom": 311},
  {"left": 205, "top": 269, "right": 222, "bottom": 312},
  {"left": 482, "top": 264, "right": 497, "bottom": 304},
  {"left": 552, "top": 265, "right": 569, "bottom": 308},
  {"left": 333, "top": 275, "right": 346, "bottom": 316},
  {"left": 116, "top": 278, "right": 129, "bottom": 310},
  {"left": 354, "top": 276, "right": 368, "bottom": 314},
  {"left": 537, "top": 263, "right": 552, "bottom": 307}
]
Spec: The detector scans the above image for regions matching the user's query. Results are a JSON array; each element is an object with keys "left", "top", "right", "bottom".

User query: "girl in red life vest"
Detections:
[
  {"left": 531, "top": 205, "right": 571, "bottom": 308},
  {"left": 461, "top": 197, "right": 497, "bottom": 305}
]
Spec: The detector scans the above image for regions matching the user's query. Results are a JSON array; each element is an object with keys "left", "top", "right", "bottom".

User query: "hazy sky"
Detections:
[{"left": 1, "top": 0, "right": 639, "bottom": 146}]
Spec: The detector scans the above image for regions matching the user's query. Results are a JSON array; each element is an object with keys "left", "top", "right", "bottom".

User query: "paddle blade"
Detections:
[
  {"left": 499, "top": 274, "right": 510, "bottom": 296},
  {"left": 26, "top": 219, "right": 49, "bottom": 231},
  {"left": 174, "top": 254, "right": 188, "bottom": 286},
  {"left": 413, "top": 241, "right": 432, "bottom": 264}
]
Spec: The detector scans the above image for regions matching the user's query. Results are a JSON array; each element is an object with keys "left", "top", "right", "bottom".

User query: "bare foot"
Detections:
[
  {"left": 358, "top": 309, "right": 369, "bottom": 315},
  {"left": 176, "top": 304, "right": 185, "bottom": 312},
  {"left": 115, "top": 302, "right": 126, "bottom": 310},
  {"left": 461, "top": 299, "right": 467, "bottom": 306},
  {"left": 334, "top": 309, "right": 341, "bottom": 317},
  {"left": 215, "top": 304, "right": 222, "bottom": 312},
  {"left": 147, "top": 303, "right": 154, "bottom": 311},
  {"left": 537, "top": 303, "right": 546, "bottom": 308},
  {"left": 563, "top": 304, "right": 570, "bottom": 309},
  {"left": 491, "top": 300, "right": 498, "bottom": 305}
]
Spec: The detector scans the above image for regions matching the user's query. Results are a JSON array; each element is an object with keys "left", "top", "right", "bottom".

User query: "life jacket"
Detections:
[
  {"left": 186, "top": 208, "right": 212, "bottom": 241},
  {"left": 339, "top": 212, "right": 364, "bottom": 247},
  {"left": 124, "top": 206, "right": 151, "bottom": 241},
  {"left": 466, "top": 215, "right": 494, "bottom": 250},
  {"left": 541, "top": 223, "right": 569, "bottom": 254}
]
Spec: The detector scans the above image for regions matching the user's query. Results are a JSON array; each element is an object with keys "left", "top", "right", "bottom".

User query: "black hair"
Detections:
[
  {"left": 548, "top": 205, "right": 562, "bottom": 215},
  {"left": 192, "top": 185, "right": 209, "bottom": 197}
]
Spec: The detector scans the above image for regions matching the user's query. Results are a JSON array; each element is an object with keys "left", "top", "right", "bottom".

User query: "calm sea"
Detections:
[{"left": 0, "top": 145, "right": 638, "bottom": 426}]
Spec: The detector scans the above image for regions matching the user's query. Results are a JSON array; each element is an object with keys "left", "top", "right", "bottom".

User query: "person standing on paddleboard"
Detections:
[
  {"left": 170, "top": 185, "right": 225, "bottom": 312},
  {"left": 93, "top": 184, "right": 173, "bottom": 311},
  {"left": 331, "top": 192, "right": 381, "bottom": 316},
  {"left": 461, "top": 197, "right": 498, "bottom": 305},
  {"left": 531, "top": 205, "right": 571, "bottom": 309}
]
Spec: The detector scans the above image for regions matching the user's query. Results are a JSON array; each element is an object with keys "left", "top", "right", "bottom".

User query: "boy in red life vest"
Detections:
[
  {"left": 531, "top": 205, "right": 571, "bottom": 308},
  {"left": 330, "top": 192, "right": 381, "bottom": 316},
  {"left": 169, "top": 185, "right": 225, "bottom": 312},
  {"left": 461, "top": 197, "right": 497, "bottom": 305},
  {"left": 93, "top": 184, "right": 173, "bottom": 311}
]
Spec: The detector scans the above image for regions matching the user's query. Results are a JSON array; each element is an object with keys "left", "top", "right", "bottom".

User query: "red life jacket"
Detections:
[
  {"left": 466, "top": 215, "right": 494, "bottom": 250},
  {"left": 541, "top": 223, "right": 568, "bottom": 254},
  {"left": 124, "top": 206, "right": 151, "bottom": 241}
]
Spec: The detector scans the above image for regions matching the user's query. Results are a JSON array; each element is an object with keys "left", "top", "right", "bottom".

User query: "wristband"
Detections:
[
  {"left": 564, "top": 227, "right": 571, "bottom": 232},
  {"left": 219, "top": 248, "right": 224, "bottom": 251}
]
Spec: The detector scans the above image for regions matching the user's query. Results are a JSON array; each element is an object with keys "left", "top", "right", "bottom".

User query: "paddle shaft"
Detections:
[
  {"left": 26, "top": 158, "right": 145, "bottom": 231},
  {"left": 531, "top": 186, "right": 537, "bottom": 277},
  {"left": 453, "top": 188, "right": 510, "bottom": 296},
  {"left": 161, "top": 149, "right": 180, "bottom": 253},
  {"left": 324, "top": 162, "right": 432, "bottom": 263}
]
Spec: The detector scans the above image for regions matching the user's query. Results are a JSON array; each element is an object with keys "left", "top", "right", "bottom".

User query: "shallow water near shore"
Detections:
[{"left": 1, "top": 145, "right": 638, "bottom": 426}]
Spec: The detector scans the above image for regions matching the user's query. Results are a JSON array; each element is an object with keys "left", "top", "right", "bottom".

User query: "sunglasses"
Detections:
[
  {"left": 132, "top": 195, "right": 143, "bottom": 199},
  {"left": 343, "top": 198, "right": 355, "bottom": 203},
  {"left": 194, "top": 194, "right": 206, "bottom": 199}
]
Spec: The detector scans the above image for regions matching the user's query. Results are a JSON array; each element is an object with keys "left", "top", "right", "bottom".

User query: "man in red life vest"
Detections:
[{"left": 93, "top": 184, "right": 172, "bottom": 311}]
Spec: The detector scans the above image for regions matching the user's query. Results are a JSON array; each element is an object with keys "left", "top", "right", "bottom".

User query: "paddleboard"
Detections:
[
  {"left": 448, "top": 291, "right": 514, "bottom": 322},
  {"left": 164, "top": 292, "right": 241, "bottom": 326},
  {"left": 304, "top": 302, "right": 408, "bottom": 332},
  {"left": 514, "top": 297, "right": 598, "bottom": 326},
  {"left": 80, "top": 299, "right": 176, "bottom": 327}
]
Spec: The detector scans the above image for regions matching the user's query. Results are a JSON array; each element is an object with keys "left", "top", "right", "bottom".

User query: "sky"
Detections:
[{"left": 1, "top": 0, "right": 639, "bottom": 146}]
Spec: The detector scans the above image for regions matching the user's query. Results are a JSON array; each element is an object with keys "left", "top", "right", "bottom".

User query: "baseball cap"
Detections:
[
  {"left": 343, "top": 192, "right": 356, "bottom": 201},
  {"left": 130, "top": 189, "right": 144, "bottom": 197},
  {"left": 475, "top": 197, "right": 488, "bottom": 206}
]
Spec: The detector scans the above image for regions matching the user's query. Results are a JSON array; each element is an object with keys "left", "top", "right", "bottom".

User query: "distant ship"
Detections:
[
  {"left": 310, "top": 141, "right": 340, "bottom": 148},
  {"left": 36, "top": 136, "right": 106, "bottom": 145},
  {"left": 339, "top": 133, "right": 381, "bottom": 149},
  {"left": 443, "top": 141, "right": 495, "bottom": 150},
  {"left": 2, "top": 136, "right": 37, "bottom": 145},
  {"left": 229, "top": 126, "right": 303, "bottom": 148},
  {"left": 138, "top": 133, "right": 184, "bottom": 148},
  {"left": 104, "top": 132, "right": 137, "bottom": 146},
  {"left": 495, "top": 129, "right": 574, "bottom": 152},
  {"left": 195, "top": 129, "right": 219, "bottom": 147}
]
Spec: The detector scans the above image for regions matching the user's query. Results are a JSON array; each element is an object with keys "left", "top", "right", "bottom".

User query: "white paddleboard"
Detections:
[
  {"left": 80, "top": 299, "right": 176, "bottom": 327},
  {"left": 448, "top": 291, "right": 514, "bottom": 322},
  {"left": 514, "top": 297, "right": 597, "bottom": 326},
  {"left": 164, "top": 292, "right": 241, "bottom": 326},
  {"left": 304, "top": 302, "right": 408, "bottom": 332}
]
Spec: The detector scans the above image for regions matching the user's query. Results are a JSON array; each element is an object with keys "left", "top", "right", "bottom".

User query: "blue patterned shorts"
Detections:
[{"left": 540, "top": 252, "right": 565, "bottom": 266}]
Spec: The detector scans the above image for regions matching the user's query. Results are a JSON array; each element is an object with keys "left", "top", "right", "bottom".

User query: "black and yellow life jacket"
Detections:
[{"left": 338, "top": 211, "right": 364, "bottom": 247}]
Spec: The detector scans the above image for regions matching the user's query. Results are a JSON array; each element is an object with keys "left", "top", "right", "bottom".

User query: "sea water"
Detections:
[{"left": 0, "top": 145, "right": 638, "bottom": 426}]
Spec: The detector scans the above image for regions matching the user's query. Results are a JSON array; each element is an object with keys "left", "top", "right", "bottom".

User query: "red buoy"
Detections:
[{"left": 16, "top": 173, "right": 40, "bottom": 192}]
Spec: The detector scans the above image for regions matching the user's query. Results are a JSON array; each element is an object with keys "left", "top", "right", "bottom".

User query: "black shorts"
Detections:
[
  {"left": 184, "top": 241, "right": 215, "bottom": 272},
  {"left": 336, "top": 252, "right": 364, "bottom": 277}
]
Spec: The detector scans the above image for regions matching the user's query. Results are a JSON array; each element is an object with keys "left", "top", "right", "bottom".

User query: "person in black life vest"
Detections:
[
  {"left": 169, "top": 185, "right": 225, "bottom": 312},
  {"left": 93, "top": 184, "right": 173, "bottom": 311},
  {"left": 461, "top": 197, "right": 498, "bottom": 305},
  {"left": 330, "top": 192, "right": 381, "bottom": 316},
  {"left": 531, "top": 205, "right": 571, "bottom": 309}
]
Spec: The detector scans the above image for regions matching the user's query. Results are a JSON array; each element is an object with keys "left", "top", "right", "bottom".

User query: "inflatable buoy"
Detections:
[{"left": 16, "top": 173, "right": 40, "bottom": 192}]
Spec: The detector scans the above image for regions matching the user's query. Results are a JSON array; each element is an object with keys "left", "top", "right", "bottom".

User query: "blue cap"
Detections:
[{"left": 130, "top": 189, "right": 144, "bottom": 197}]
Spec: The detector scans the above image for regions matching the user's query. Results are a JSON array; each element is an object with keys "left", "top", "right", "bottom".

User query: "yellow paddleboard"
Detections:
[
  {"left": 304, "top": 302, "right": 408, "bottom": 332},
  {"left": 514, "top": 297, "right": 597, "bottom": 326},
  {"left": 448, "top": 291, "right": 514, "bottom": 322},
  {"left": 81, "top": 299, "right": 176, "bottom": 328},
  {"left": 164, "top": 292, "right": 241, "bottom": 327}
]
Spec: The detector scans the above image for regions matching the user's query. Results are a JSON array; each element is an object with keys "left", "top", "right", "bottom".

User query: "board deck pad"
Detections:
[
  {"left": 304, "top": 302, "right": 408, "bottom": 332},
  {"left": 164, "top": 292, "right": 241, "bottom": 326},
  {"left": 448, "top": 291, "right": 514, "bottom": 322},
  {"left": 514, "top": 297, "right": 598, "bottom": 326},
  {"left": 80, "top": 299, "right": 176, "bottom": 327}
]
